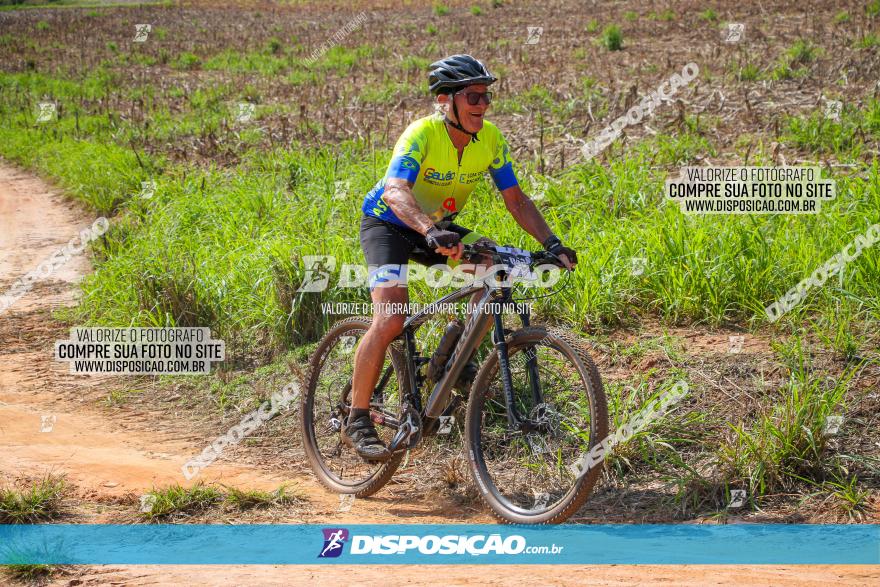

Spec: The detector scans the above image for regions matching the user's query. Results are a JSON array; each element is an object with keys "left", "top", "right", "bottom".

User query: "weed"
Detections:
[
  {"left": 0, "top": 475, "right": 66, "bottom": 524},
  {"left": 224, "top": 485, "right": 303, "bottom": 509},
  {"left": 1, "top": 564, "right": 57, "bottom": 584},
  {"left": 140, "top": 483, "right": 222, "bottom": 520},
  {"left": 716, "top": 371, "right": 852, "bottom": 496},
  {"left": 600, "top": 25, "right": 623, "bottom": 51},
  {"left": 173, "top": 52, "right": 201, "bottom": 71}
]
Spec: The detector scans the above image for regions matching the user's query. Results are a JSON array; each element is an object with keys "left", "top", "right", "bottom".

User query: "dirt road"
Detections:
[{"left": 0, "top": 161, "right": 875, "bottom": 585}]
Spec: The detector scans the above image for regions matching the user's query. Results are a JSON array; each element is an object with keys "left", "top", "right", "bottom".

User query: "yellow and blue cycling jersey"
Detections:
[{"left": 362, "top": 112, "right": 519, "bottom": 228}]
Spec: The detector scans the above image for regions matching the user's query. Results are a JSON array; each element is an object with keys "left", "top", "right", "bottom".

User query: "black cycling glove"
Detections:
[
  {"left": 542, "top": 235, "right": 577, "bottom": 266},
  {"left": 425, "top": 226, "right": 462, "bottom": 250}
]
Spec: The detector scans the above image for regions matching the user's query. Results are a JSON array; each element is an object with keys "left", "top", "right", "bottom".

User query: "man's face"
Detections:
[{"left": 448, "top": 84, "right": 490, "bottom": 134}]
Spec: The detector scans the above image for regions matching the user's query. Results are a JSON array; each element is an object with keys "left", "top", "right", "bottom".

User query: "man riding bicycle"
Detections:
[{"left": 347, "top": 54, "right": 578, "bottom": 461}]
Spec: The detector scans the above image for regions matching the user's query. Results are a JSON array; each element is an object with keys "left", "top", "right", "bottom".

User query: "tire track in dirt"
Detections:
[{"left": 0, "top": 163, "right": 294, "bottom": 500}]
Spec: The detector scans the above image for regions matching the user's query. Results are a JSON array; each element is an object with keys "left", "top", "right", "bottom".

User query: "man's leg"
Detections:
[
  {"left": 350, "top": 280, "right": 408, "bottom": 410},
  {"left": 344, "top": 269, "right": 408, "bottom": 461},
  {"left": 350, "top": 215, "right": 417, "bottom": 461}
]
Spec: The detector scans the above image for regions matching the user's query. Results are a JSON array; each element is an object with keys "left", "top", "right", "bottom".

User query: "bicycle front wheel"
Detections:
[{"left": 465, "top": 326, "right": 608, "bottom": 524}]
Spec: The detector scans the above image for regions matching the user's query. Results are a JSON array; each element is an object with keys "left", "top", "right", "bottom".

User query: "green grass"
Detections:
[
  {"left": 0, "top": 475, "right": 66, "bottom": 523},
  {"left": 470, "top": 5, "right": 481, "bottom": 15},
  {"left": 433, "top": 3, "right": 449, "bottom": 16},
  {"left": 2, "top": 67, "right": 878, "bottom": 360},
  {"left": 734, "top": 62, "right": 760, "bottom": 81},
  {"left": 140, "top": 483, "right": 303, "bottom": 519},
  {"left": 784, "top": 99, "right": 880, "bottom": 156},
  {"left": 359, "top": 79, "right": 413, "bottom": 104},
  {"left": 603, "top": 375, "right": 704, "bottom": 479},
  {"left": 0, "top": 13, "right": 878, "bottom": 523},
  {"left": 266, "top": 36, "right": 283, "bottom": 55},
  {"left": 140, "top": 483, "right": 223, "bottom": 520},
  {"left": 600, "top": 25, "right": 623, "bottom": 51},
  {"left": 763, "top": 39, "right": 822, "bottom": 81},
  {"left": 203, "top": 49, "right": 289, "bottom": 76},
  {"left": 700, "top": 8, "right": 718, "bottom": 21},
  {"left": 855, "top": 33, "right": 880, "bottom": 48},
  {"left": 309, "top": 44, "right": 375, "bottom": 73},
  {"left": 172, "top": 51, "right": 201, "bottom": 70},
  {"left": 650, "top": 9, "right": 675, "bottom": 21},
  {"left": 786, "top": 39, "right": 822, "bottom": 64},
  {"left": 809, "top": 303, "right": 863, "bottom": 362},
  {"left": 224, "top": 485, "right": 304, "bottom": 509},
  {"left": 0, "top": 0, "right": 167, "bottom": 8},
  {"left": 1, "top": 564, "right": 58, "bottom": 584},
  {"left": 716, "top": 352, "right": 854, "bottom": 496}
]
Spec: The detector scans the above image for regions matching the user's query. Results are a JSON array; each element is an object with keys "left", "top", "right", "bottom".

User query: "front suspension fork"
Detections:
[
  {"left": 519, "top": 310, "right": 544, "bottom": 407},
  {"left": 493, "top": 313, "right": 520, "bottom": 428}
]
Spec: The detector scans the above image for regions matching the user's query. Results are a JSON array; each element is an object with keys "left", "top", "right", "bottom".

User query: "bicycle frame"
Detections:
[
  {"left": 398, "top": 272, "right": 542, "bottom": 425},
  {"left": 370, "top": 247, "right": 556, "bottom": 453}
]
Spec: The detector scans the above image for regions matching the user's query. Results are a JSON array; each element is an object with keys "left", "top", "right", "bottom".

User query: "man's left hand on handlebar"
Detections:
[{"left": 542, "top": 235, "right": 577, "bottom": 271}]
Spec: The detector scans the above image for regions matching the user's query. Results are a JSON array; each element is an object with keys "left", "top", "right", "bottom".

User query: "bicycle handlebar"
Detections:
[{"left": 460, "top": 243, "right": 568, "bottom": 269}]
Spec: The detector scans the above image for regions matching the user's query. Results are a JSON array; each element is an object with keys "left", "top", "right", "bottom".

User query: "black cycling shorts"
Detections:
[{"left": 359, "top": 215, "right": 480, "bottom": 288}]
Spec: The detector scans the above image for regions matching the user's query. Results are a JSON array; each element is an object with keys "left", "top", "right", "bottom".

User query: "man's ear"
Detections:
[{"left": 434, "top": 94, "right": 450, "bottom": 115}]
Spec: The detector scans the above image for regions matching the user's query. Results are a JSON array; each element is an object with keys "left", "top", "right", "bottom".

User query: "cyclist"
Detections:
[{"left": 346, "top": 54, "right": 578, "bottom": 461}]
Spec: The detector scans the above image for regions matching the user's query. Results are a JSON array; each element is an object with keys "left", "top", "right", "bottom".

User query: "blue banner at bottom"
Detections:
[{"left": 0, "top": 524, "right": 877, "bottom": 565}]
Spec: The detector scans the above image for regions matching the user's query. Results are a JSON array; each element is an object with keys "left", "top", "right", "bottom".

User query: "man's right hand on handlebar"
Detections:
[{"left": 425, "top": 225, "right": 463, "bottom": 259}]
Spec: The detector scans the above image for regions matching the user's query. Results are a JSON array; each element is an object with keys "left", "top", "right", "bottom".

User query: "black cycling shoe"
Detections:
[
  {"left": 342, "top": 414, "right": 391, "bottom": 462},
  {"left": 454, "top": 360, "right": 479, "bottom": 392}
]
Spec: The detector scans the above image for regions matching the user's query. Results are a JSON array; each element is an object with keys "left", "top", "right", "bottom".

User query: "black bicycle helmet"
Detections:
[
  {"left": 428, "top": 54, "right": 497, "bottom": 95},
  {"left": 428, "top": 54, "right": 497, "bottom": 143}
]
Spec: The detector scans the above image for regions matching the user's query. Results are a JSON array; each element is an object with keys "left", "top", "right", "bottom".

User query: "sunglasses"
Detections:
[{"left": 454, "top": 90, "right": 493, "bottom": 106}]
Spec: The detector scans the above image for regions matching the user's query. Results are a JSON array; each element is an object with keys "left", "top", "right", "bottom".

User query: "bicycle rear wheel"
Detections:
[
  {"left": 465, "top": 326, "right": 608, "bottom": 524},
  {"left": 301, "top": 316, "right": 408, "bottom": 497}
]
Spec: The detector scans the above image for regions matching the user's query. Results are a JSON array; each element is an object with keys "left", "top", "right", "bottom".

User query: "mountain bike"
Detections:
[{"left": 300, "top": 243, "right": 608, "bottom": 524}]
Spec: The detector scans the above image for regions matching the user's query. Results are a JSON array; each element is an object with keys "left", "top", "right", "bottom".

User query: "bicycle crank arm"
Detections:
[{"left": 386, "top": 407, "right": 421, "bottom": 453}]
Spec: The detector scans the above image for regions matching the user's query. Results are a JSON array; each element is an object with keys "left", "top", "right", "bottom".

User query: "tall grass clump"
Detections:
[
  {"left": 0, "top": 475, "right": 66, "bottom": 524},
  {"left": 600, "top": 25, "right": 623, "bottom": 51},
  {"left": 715, "top": 359, "right": 854, "bottom": 496}
]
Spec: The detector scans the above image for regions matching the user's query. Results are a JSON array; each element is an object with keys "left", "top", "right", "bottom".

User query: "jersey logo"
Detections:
[
  {"left": 423, "top": 167, "right": 455, "bottom": 183},
  {"left": 442, "top": 197, "right": 457, "bottom": 212},
  {"left": 458, "top": 171, "right": 483, "bottom": 184}
]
